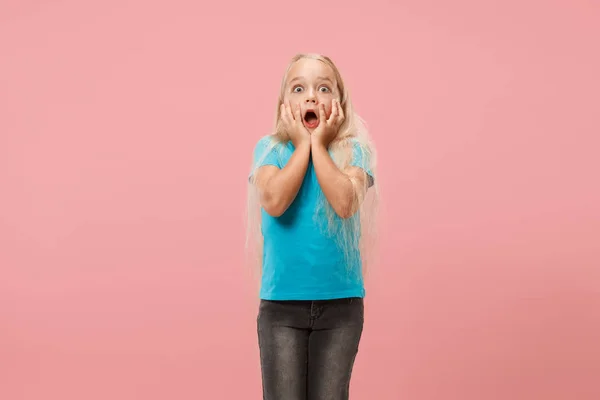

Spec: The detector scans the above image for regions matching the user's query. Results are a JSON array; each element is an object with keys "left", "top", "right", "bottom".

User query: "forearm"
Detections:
[
  {"left": 311, "top": 142, "right": 356, "bottom": 219},
  {"left": 261, "top": 142, "right": 311, "bottom": 216}
]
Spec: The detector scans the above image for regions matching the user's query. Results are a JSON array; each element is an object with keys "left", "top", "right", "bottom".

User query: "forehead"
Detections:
[{"left": 286, "top": 58, "right": 336, "bottom": 85}]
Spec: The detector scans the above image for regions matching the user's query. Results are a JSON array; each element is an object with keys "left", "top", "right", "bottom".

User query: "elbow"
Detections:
[
  {"left": 334, "top": 202, "right": 357, "bottom": 220},
  {"left": 331, "top": 180, "right": 362, "bottom": 219},
  {"left": 261, "top": 192, "right": 287, "bottom": 217},
  {"left": 263, "top": 204, "right": 285, "bottom": 218},
  {"left": 337, "top": 210, "right": 355, "bottom": 219},
  {"left": 334, "top": 192, "right": 362, "bottom": 219}
]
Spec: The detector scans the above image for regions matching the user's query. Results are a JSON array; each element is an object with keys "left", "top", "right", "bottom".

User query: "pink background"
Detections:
[{"left": 1, "top": 1, "right": 599, "bottom": 399}]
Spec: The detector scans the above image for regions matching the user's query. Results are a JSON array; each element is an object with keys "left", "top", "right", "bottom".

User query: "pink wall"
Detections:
[{"left": 1, "top": 1, "right": 598, "bottom": 399}]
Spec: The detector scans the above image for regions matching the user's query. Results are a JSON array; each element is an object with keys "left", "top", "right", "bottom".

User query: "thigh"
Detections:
[
  {"left": 307, "top": 298, "right": 364, "bottom": 400},
  {"left": 257, "top": 300, "right": 310, "bottom": 400}
]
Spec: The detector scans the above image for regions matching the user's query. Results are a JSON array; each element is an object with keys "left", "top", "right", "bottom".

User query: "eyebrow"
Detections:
[{"left": 288, "top": 76, "right": 334, "bottom": 85}]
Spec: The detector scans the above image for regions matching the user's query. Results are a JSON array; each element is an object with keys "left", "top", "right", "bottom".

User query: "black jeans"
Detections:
[{"left": 257, "top": 297, "right": 364, "bottom": 400}]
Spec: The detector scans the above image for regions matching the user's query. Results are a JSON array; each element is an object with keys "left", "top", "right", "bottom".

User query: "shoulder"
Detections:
[
  {"left": 348, "top": 137, "right": 372, "bottom": 153},
  {"left": 252, "top": 135, "right": 276, "bottom": 159},
  {"left": 347, "top": 137, "right": 375, "bottom": 179},
  {"left": 251, "top": 135, "right": 293, "bottom": 169},
  {"left": 254, "top": 134, "right": 276, "bottom": 150},
  {"left": 348, "top": 137, "right": 374, "bottom": 163},
  {"left": 253, "top": 134, "right": 289, "bottom": 153}
]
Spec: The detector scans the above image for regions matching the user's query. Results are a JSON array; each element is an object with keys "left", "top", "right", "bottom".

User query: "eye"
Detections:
[
  {"left": 293, "top": 86, "right": 303, "bottom": 93},
  {"left": 319, "top": 86, "right": 330, "bottom": 93}
]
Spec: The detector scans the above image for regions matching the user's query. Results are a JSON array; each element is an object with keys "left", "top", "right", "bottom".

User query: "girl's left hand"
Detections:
[{"left": 312, "top": 99, "right": 345, "bottom": 147}]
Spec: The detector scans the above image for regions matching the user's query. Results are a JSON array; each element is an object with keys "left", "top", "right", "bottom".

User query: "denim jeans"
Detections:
[{"left": 257, "top": 297, "right": 364, "bottom": 400}]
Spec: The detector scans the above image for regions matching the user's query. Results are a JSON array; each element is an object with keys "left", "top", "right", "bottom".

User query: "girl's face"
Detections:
[{"left": 283, "top": 58, "right": 339, "bottom": 132}]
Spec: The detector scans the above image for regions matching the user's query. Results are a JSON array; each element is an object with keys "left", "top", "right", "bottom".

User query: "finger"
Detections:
[
  {"left": 286, "top": 101, "right": 294, "bottom": 121},
  {"left": 294, "top": 103, "right": 303, "bottom": 124},
  {"left": 336, "top": 99, "right": 345, "bottom": 123},
  {"left": 318, "top": 103, "right": 327, "bottom": 124},
  {"left": 328, "top": 102, "right": 337, "bottom": 124},
  {"left": 335, "top": 99, "right": 343, "bottom": 118},
  {"left": 280, "top": 103, "right": 289, "bottom": 124}
]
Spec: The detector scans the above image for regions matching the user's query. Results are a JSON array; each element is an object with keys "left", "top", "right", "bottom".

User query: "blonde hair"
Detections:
[{"left": 245, "top": 53, "right": 380, "bottom": 289}]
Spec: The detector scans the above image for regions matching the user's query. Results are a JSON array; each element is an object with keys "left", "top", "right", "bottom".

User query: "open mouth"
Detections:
[{"left": 304, "top": 110, "right": 318, "bottom": 128}]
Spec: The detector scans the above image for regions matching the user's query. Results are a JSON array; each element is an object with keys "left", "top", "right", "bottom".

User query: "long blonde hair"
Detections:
[{"left": 245, "top": 53, "right": 379, "bottom": 287}]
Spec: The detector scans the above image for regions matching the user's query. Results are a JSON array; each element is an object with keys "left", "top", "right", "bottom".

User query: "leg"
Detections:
[
  {"left": 307, "top": 298, "right": 364, "bottom": 400},
  {"left": 257, "top": 300, "right": 311, "bottom": 400}
]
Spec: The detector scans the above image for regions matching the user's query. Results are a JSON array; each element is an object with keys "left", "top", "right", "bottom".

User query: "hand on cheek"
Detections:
[
  {"left": 280, "top": 101, "right": 311, "bottom": 148},
  {"left": 312, "top": 99, "right": 345, "bottom": 147}
]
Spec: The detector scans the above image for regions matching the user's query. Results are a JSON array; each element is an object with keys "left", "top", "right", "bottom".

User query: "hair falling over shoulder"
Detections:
[{"left": 245, "top": 53, "right": 380, "bottom": 287}]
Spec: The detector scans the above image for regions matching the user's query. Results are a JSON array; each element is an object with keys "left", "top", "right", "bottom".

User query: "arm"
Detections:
[
  {"left": 253, "top": 142, "right": 311, "bottom": 217},
  {"left": 311, "top": 142, "right": 369, "bottom": 219}
]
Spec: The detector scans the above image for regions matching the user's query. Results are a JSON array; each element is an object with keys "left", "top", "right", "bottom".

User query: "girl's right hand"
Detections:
[{"left": 280, "top": 102, "right": 311, "bottom": 148}]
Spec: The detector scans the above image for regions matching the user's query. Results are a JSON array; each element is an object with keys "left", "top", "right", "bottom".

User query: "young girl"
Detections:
[{"left": 247, "top": 53, "right": 379, "bottom": 400}]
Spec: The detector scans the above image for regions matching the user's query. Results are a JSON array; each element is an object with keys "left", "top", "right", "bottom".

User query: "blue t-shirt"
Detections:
[{"left": 251, "top": 136, "right": 374, "bottom": 301}]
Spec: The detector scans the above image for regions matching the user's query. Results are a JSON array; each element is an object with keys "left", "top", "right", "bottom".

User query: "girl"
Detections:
[{"left": 247, "top": 53, "right": 379, "bottom": 400}]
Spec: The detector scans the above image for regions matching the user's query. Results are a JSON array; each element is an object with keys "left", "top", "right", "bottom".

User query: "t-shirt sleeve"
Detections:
[
  {"left": 249, "top": 136, "right": 281, "bottom": 180},
  {"left": 253, "top": 136, "right": 281, "bottom": 168},
  {"left": 349, "top": 140, "right": 375, "bottom": 186}
]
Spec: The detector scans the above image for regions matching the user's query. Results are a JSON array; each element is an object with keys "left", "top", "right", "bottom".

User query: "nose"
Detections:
[{"left": 304, "top": 90, "right": 317, "bottom": 104}]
